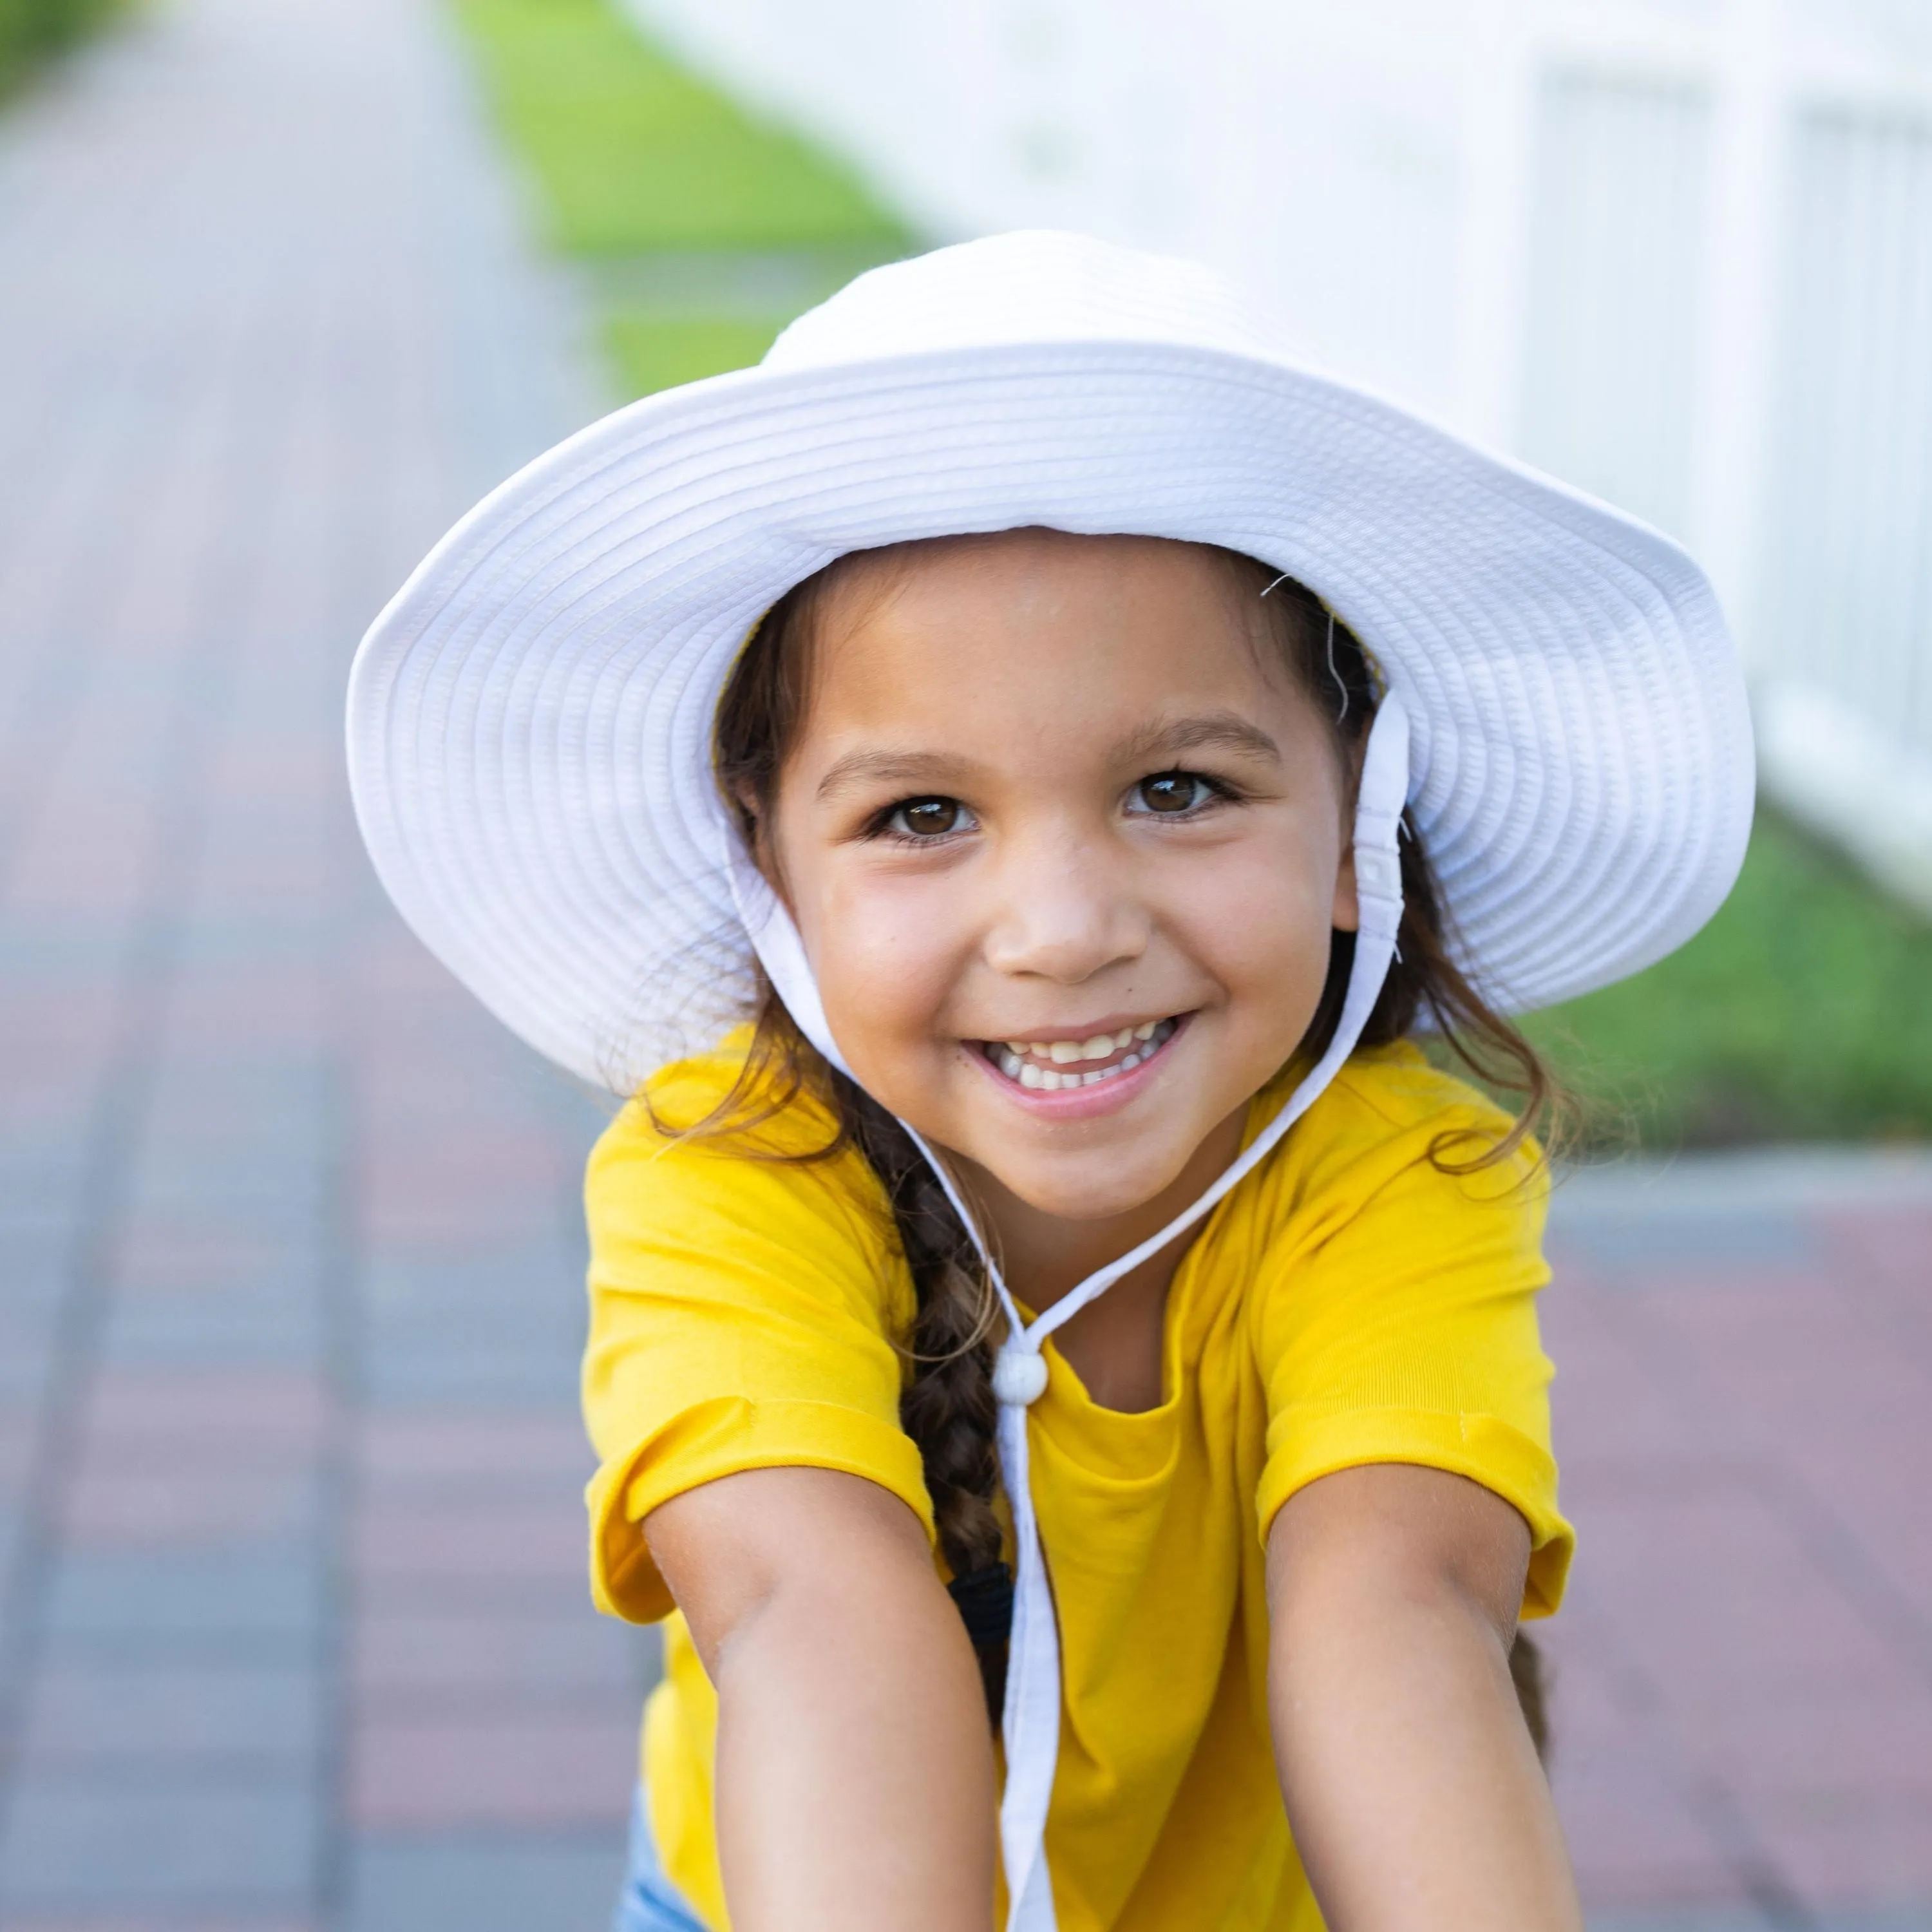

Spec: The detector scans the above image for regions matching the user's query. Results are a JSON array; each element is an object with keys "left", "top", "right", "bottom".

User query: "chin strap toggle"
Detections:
[{"left": 992, "top": 1345, "right": 1050, "bottom": 1408}]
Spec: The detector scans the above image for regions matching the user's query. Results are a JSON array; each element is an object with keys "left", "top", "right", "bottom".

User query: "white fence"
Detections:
[{"left": 625, "top": 0, "right": 1932, "bottom": 910}]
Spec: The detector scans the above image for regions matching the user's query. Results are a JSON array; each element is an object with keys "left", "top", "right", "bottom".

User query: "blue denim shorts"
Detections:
[{"left": 614, "top": 1786, "right": 709, "bottom": 1932}]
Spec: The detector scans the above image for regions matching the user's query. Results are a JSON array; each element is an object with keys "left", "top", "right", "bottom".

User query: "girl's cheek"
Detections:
[
  {"left": 1170, "top": 844, "right": 1337, "bottom": 999},
  {"left": 810, "top": 871, "right": 976, "bottom": 1062}
]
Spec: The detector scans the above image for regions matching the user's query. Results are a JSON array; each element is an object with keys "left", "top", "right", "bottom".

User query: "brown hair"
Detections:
[{"left": 681, "top": 533, "right": 1558, "bottom": 1745}]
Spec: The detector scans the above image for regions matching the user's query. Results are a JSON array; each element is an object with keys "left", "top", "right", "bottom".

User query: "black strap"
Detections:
[{"left": 947, "top": 1562, "right": 1014, "bottom": 1647}]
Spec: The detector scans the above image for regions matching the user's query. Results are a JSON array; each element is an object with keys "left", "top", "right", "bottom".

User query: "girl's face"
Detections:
[{"left": 761, "top": 530, "right": 1359, "bottom": 1224}]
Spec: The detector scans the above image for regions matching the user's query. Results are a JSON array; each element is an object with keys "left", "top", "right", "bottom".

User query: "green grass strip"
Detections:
[
  {"left": 1529, "top": 811, "right": 1932, "bottom": 1146},
  {"left": 0, "top": 0, "right": 125, "bottom": 100},
  {"left": 450, "top": 0, "right": 906, "bottom": 256},
  {"left": 605, "top": 312, "right": 788, "bottom": 397}
]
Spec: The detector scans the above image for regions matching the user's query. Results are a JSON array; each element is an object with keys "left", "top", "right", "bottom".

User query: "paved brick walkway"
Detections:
[
  {"left": 0, "top": 0, "right": 639, "bottom": 1926},
  {"left": 0, "top": 2, "right": 1927, "bottom": 1926},
  {"left": 1543, "top": 1156, "right": 1932, "bottom": 1932}
]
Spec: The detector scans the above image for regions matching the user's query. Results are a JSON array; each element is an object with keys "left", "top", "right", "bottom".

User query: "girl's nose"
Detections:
[{"left": 980, "top": 838, "right": 1152, "bottom": 985}]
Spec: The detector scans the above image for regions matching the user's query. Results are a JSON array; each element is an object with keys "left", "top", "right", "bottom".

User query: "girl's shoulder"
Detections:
[
  {"left": 605, "top": 1027, "right": 837, "bottom": 1145},
  {"left": 587, "top": 1028, "right": 895, "bottom": 1267},
  {"left": 1332, "top": 1039, "right": 1525, "bottom": 1137},
  {"left": 1255, "top": 1040, "right": 1548, "bottom": 1229}
]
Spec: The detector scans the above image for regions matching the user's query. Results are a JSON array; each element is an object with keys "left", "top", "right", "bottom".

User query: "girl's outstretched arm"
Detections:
[
  {"left": 645, "top": 1466, "right": 997, "bottom": 1931},
  {"left": 1267, "top": 1463, "right": 1584, "bottom": 1932}
]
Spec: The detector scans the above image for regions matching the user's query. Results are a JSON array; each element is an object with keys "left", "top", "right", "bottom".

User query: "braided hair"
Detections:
[{"left": 837, "top": 1077, "right": 1014, "bottom": 1714}]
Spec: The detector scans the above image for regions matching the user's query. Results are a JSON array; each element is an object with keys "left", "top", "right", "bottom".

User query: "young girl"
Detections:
[{"left": 348, "top": 232, "right": 1753, "bottom": 1931}]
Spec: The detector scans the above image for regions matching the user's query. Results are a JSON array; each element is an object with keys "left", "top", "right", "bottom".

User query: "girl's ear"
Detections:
[
  {"left": 733, "top": 782, "right": 798, "bottom": 914},
  {"left": 1332, "top": 845, "right": 1361, "bottom": 934},
  {"left": 1330, "top": 730, "right": 1367, "bottom": 934},
  {"left": 728, "top": 778, "right": 762, "bottom": 842}
]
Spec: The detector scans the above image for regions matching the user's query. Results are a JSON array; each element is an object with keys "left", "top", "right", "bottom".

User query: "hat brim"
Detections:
[{"left": 346, "top": 339, "right": 1754, "bottom": 1092}]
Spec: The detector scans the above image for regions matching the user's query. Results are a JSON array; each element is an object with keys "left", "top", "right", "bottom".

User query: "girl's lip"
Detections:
[{"left": 964, "top": 1014, "right": 1190, "bottom": 1121}]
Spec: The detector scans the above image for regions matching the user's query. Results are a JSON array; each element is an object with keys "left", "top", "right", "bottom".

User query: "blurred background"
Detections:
[{"left": 0, "top": 0, "right": 1926, "bottom": 1927}]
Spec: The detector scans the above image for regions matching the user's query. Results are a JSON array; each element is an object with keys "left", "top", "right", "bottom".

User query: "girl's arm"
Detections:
[
  {"left": 644, "top": 1466, "right": 996, "bottom": 1931},
  {"left": 1267, "top": 1463, "right": 1584, "bottom": 1932}
]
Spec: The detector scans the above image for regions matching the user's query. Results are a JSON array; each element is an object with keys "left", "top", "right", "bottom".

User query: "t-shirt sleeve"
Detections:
[
  {"left": 582, "top": 1106, "right": 931, "bottom": 1623},
  {"left": 1252, "top": 1110, "right": 1573, "bottom": 1618}
]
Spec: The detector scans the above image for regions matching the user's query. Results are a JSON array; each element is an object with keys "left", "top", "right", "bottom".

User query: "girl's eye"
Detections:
[
  {"left": 1130, "top": 772, "right": 1217, "bottom": 815},
  {"left": 886, "top": 796, "right": 972, "bottom": 838}
]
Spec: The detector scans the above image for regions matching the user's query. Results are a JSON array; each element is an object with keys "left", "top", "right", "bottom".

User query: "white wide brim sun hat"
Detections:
[{"left": 346, "top": 229, "right": 1754, "bottom": 1095}]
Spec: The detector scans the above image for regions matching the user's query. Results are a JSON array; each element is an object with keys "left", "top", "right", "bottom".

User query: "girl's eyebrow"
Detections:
[
  {"left": 813, "top": 713, "right": 1282, "bottom": 802},
  {"left": 815, "top": 749, "right": 976, "bottom": 801},
  {"left": 1113, "top": 711, "right": 1282, "bottom": 767}
]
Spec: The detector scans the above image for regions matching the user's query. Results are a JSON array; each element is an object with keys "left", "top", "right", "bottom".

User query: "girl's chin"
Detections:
[{"left": 947, "top": 1104, "right": 1216, "bottom": 1224}]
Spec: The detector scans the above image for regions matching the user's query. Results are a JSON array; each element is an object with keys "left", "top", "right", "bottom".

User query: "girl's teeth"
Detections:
[{"left": 992, "top": 1018, "right": 1177, "bottom": 1089}]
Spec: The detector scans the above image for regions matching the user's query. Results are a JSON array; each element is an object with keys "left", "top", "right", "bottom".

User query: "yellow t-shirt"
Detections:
[{"left": 582, "top": 1037, "right": 1572, "bottom": 1932}]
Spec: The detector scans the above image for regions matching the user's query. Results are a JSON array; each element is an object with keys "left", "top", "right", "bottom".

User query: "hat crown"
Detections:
[
  {"left": 348, "top": 230, "right": 1751, "bottom": 1095},
  {"left": 762, "top": 229, "right": 1294, "bottom": 373}
]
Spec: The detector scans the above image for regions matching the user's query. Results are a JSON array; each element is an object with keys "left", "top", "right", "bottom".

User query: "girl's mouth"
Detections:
[{"left": 976, "top": 1016, "right": 1182, "bottom": 1093}]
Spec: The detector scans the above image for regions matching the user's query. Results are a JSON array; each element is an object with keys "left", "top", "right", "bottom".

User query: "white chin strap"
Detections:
[{"left": 731, "top": 694, "right": 1412, "bottom": 1929}]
